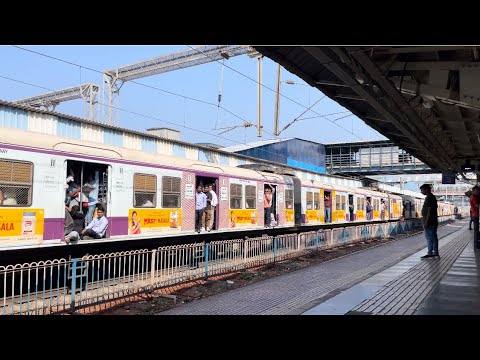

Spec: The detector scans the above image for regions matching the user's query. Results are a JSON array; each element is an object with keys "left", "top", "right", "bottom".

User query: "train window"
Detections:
[
  {"left": 162, "top": 176, "right": 181, "bottom": 208},
  {"left": 360, "top": 198, "right": 365, "bottom": 210},
  {"left": 245, "top": 185, "right": 256, "bottom": 209},
  {"left": 230, "top": 184, "right": 242, "bottom": 209},
  {"left": 285, "top": 189, "right": 293, "bottom": 209},
  {"left": 336, "top": 195, "right": 341, "bottom": 210},
  {"left": 0, "top": 159, "right": 33, "bottom": 207},
  {"left": 314, "top": 192, "right": 320, "bottom": 210},
  {"left": 341, "top": 195, "right": 347, "bottom": 210},
  {"left": 134, "top": 173, "right": 156, "bottom": 208},
  {"left": 306, "top": 192, "right": 313, "bottom": 210}
]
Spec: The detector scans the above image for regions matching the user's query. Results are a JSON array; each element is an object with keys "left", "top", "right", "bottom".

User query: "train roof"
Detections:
[{"left": 0, "top": 99, "right": 366, "bottom": 187}]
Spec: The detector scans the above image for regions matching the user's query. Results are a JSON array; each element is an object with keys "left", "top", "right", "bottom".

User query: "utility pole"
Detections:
[
  {"left": 257, "top": 55, "right": 263, "bottom": 137},
  {"left": 273, "top": 64, "right": 281, "bottom": 136}
]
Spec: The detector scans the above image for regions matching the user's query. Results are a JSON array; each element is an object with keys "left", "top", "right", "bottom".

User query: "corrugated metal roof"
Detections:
[
  {"left": 254, "top": 46, "right": 480, "bottom": 173},
  {"left": 324, "top": 140, "right": 391, "bottom": 147},
  {"left": 220, "top": 138, "right": 293, "bottom": 153}
]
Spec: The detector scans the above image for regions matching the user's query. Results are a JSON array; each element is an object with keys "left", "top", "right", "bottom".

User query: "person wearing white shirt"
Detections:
[
  {"left": 208, "top": 184, "right": 218, "bottom": 230},
  {"left": 82, "top": 205, "right": 108, "bottom": 239},
  {"left": 195, "top": 185, "right": 207, "bottom": 233}
]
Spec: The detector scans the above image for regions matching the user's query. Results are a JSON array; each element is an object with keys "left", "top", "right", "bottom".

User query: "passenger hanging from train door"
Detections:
[
  {"left": 324, "top": 192, "right": 331, "bottom": 223},
  {"left": 366, "top": 197, "right": 373, "bottom": 220},
  {"left": 380, "top": 199, "right": 387, "bottom": 220},
  {"left": 83, "top": 170, "right": 99, "bottom": 226},
  {"left": 69, "top": 205, "right": 85, "bottom": 242},
  {"left": 66, "top": 160, "right": 109, "bottom": 223},
  {"left": 195, "top": 184, "right": 207, "bottom": 234},
  {"left": 264, "top": 184, "right": 275, "bottom": 227},
  {"left": 208, "top": 184, "right": 218, "bottom": 231},
  {"left": 348, "top": 194, "right": 354, "bottom": 221},
  {"left": 64, "top": 208, "right": 79, "bottom": 245},
  {"left": 202, "top": 185, "right": 213, "bottom": 232}
]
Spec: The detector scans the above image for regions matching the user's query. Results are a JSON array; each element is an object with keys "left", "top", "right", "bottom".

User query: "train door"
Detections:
[
  {"left": 324, "top": 190, "right": 331, "bottom": 223},
  {"left": 357, "top": 194, "right": 366, "bottom": 221},
  {"left": 284, "top": 185, "right": 294, "bottom": 224},
  {"left": 348, "top": 194, "right": 354, "bottom": 221},
  {"left": 105, "top": 166, "right": 112, "bottom": 236},
  {"left": 389, "top": 197, "right": 394, "bottom": 219},
  {"left": 334, "top": 191, "right": 346, "bottom": 222},
  {"left": 195, "top": 176, "right": 218, "bottom": 230},
  {"left": 319, "top": 188, "right": 325, "bottom": 223},
  {"left": 292, "top": 177, "right": 302, "bottom": 226},
  {"left": 65, "top": 160, "right": 109, "bottom": 236},
  {"left": 406, "top": 200, "right": 412, "bottom": 219},
  {"left": 331, "top": 190, "right": 338, "bottom": 222},
  {"left": 365, "top": 196, "right": 372, "bottom": 220},
  {"left": 264, "top": 183, "right": 277, "bottom": 226}
]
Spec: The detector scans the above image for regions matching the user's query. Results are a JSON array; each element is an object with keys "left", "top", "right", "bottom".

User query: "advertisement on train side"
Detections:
[
  {"left": 229, "top": 209, "right": 257, "bottom": 228},
  {"left": 0, "top": 208, "right": 44, "bottom": 245},
  {"left": 285, "top": 209, "right": 294, "bottom": 224},
  {"left": 128, "top": 208, "right": 182, "bottom": 234},
  {"left": 305, "top": 210, "right": 321, "bottom": 223}
]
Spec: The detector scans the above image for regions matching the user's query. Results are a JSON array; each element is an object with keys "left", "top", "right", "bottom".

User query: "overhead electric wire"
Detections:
[
  {"left": 0, "top": 73, "right": 308, "bottom": 162},
  {"left": 8, "top": 45, "right": 383, "bottom": 158},
  {"left": 186, "top": 45, "right": 366, "bottom": 141}
]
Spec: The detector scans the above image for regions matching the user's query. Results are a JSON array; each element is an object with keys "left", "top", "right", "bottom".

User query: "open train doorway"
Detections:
[
  {"left": 348, "top": 194, "right": 354, "bottom": 221},
  {"left": 324, "top": 190, "right": 332, "bottom": 223},
  {"left": 264, "top": 183, "right": 277, "bottom": 227},
  {"left": 65, "top": 160, "right": 110, "bottom": 237},
  {"left": 195, "top": 176, "right": 218, "bottom": 230}
]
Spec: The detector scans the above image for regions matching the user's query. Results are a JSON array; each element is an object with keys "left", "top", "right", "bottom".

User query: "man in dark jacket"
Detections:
[{"left": 420, "top": 184, "right": 439, "bottom": 259}]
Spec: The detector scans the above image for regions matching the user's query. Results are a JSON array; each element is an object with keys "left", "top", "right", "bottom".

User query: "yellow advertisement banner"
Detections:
[
  {"left": 334, "top": 210, "right": 346, "bottom": 222},
  {"left": 393, "top": 203, "right": 401, "bottom": 217},
  {"left": 128, "top": 208, "right": 182, "bottom": 235},
  {"left": 306, "top": 210, "right": 321, "bottom": 223},
  {"left": 229, "top": 209, "right": 257, "bottom": 228},
  {"left": 285, "top": 209, "right": 294, "bottom": 224},
  {"left": 357, "top": 210, "right": 365, "bottom": 220},
  {"left": 0, "top": 208, "right": 44, "bottom": 244}
]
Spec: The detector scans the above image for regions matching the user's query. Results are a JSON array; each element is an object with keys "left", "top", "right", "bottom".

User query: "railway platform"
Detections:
[{"left": 158, "top": 219, "right": 476, "bottom": 315}]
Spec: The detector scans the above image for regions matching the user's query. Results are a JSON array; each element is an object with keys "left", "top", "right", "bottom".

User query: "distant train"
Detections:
[{"left": 0, "top": 121, "right": 456, "bottom": 251}]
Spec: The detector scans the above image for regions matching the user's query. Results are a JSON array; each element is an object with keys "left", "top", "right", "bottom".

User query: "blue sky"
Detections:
[{"left": 0, "top": 45, "right": 386, "bottom": 147}]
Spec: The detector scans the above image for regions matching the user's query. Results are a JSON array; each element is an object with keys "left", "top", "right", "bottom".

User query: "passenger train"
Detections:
[{"left": 0, "top": 104, "right": 456, "bottom": 251}]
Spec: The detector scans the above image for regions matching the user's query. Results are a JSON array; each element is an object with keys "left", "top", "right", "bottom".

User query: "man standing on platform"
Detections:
[{"left": 420, "top": 184, "right": 439, "bottom": 259}]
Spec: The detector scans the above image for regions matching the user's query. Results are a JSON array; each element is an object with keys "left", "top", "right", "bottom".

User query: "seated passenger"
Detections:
[
  {"left": 70, "top": 205, "right": 85, "bottom": 240},
  {"left": 82, "top": 205, "right": 108, "bottom": 239},
  {"left": 64, "top": 208, "right": 79, "bottom": 244}
]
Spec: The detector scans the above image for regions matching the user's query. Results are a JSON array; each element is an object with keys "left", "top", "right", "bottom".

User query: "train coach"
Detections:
[{"left": 0, "top": 103, "right": 453, "bottom": 251}]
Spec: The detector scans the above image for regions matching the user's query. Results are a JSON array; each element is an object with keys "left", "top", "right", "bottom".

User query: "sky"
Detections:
[{"left": 0, "top": 45, "right": 387, "bottom": 148}]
